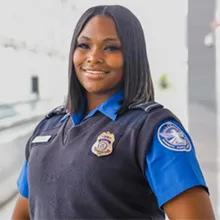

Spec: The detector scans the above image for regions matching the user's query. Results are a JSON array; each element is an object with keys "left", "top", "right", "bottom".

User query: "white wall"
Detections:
[{"left": 0, "top": 0, "right": 69, "bottom": 104}]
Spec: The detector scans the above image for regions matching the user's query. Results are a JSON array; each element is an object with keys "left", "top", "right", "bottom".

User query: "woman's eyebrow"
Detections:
[
  {"left": 103, "top": 37, "right": 119, "bottom": 42},
  {"left": 78, "top": 36, "right": 91, "bottom": 41},
  {"left": 78, "top": 35, "right": 119, "bottom": 42}
]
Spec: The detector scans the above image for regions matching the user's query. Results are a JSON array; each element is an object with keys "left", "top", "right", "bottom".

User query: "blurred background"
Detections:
[{"left": 0, "top": 0, "right": 219, "bottom": 218}]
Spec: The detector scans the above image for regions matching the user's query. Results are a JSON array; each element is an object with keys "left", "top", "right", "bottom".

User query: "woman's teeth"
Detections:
[{"left": 84, "top": 70, "right": 105, "bottom": 74}]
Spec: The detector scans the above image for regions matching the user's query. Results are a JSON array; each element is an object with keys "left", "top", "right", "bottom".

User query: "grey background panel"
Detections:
[
  {"left": 188, "top": 0, "right": 218, "bottom": 216},
  {"left": 188, "top": 0, "right": 216, "bottom": 109}
]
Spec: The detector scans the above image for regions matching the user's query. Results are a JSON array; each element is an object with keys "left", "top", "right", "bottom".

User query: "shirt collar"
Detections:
[{"left": 72, "top": 90, "right": 124, "bottom": 125}]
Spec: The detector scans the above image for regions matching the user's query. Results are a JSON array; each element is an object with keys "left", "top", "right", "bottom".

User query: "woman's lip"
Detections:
[{"left": 82, "top": 69, "right": 109, "bottom": 73}]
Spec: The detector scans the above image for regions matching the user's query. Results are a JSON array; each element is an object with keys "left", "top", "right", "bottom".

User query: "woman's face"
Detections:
[{"left": 73, "top": 15, "right": 124, "bottom": 97}]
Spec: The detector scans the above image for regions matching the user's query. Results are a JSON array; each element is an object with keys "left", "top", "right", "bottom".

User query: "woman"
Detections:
[{"left": 12, "top": 5, "right": 215, "bottom": 220}]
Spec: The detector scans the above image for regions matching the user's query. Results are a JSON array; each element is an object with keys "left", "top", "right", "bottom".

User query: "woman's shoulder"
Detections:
[
  {"left": 129, "top": 101, "right": 179, "bottom": 121},
  {"left": 30, "top": 105, "right": 68, "bottom": 137},
  {"left": 128, "top": 101, "right": 163, "bottom": 112},
  {"left": 25, "top": 105, "right": 68, "bottom": 160},
  {"left": 45, "top": 105, "right": 67, "bottom": 119}
]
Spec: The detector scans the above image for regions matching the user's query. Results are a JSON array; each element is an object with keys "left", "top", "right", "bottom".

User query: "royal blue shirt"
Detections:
[{"left": 17, "top": 90, "right": 207, "bottom": 207}]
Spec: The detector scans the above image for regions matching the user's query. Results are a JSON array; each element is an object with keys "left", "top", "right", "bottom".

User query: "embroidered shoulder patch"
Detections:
[{"left": 157, "top": 121, "right": 192, "bottom": 152}]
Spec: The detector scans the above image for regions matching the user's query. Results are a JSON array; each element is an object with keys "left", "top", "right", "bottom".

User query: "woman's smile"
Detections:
[{"left": 84, "top": 70, "right": 107, "bottom": 78}]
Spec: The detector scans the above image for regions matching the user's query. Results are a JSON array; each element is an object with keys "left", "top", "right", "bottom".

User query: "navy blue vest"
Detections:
[{"left": 25, "top": 102, "right": 181, "bottom": 219}]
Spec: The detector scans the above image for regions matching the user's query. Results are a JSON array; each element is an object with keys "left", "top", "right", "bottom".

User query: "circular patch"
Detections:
[{"left": 157, "top": 122, "right": 192, "bottom": 152}]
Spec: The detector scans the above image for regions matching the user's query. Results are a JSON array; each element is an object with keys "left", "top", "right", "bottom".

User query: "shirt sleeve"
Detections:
[
  {"left": 17, "top": 160, "right": 29, "bottom": 198},
  {"left": 145, "top": 119, "right": 208, "bottom": 207}
]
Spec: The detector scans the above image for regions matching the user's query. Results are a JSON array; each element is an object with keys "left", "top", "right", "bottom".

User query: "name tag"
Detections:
[{"left": 32, "top": 135, "right": 51, "bottom": 143}]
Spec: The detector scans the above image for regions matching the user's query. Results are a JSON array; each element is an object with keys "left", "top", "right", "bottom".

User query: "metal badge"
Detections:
[{"left": 91, "top": 131, "right": 115, "bottom": 157}]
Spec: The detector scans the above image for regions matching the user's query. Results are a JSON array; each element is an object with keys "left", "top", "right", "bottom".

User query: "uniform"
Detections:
[{"left": 17, "top": 90, "right": 207, "bottom": 219}]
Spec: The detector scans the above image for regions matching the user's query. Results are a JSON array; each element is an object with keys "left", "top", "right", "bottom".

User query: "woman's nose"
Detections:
[{"left": 87, "top": 49, "right": 104, "bottom": 64}]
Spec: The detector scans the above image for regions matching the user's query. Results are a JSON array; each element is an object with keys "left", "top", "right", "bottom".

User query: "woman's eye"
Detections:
[
  {"left": 105, "top": 45, "right": 121, "bottom": 51},
  {"left": 77, "top": 43, "right": 90, "bottom": 49}
]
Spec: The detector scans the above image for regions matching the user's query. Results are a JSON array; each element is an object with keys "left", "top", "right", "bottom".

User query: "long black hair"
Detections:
[{"left": 66, "top": 5, "right": 154, "bottom": 114}]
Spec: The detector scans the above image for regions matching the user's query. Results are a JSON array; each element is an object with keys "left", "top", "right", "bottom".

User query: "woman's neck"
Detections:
[{"left": 86, "top": 93, "right": 110, "bottom": 113}]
